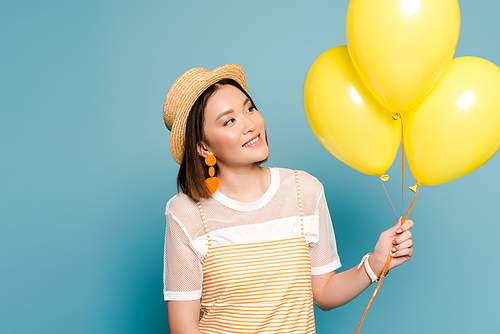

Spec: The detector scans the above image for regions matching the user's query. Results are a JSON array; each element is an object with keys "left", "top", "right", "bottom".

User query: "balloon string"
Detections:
[
  {"left": 381, "top": 181, "right": 398, "bottom": 222},
  {"left": 404, "top": 185, "right": 419, "bottom": 221},
  {"left": 355, "top": 251, "right": 391, "bottom": 334},
  {"left": 400, "top": 115, "right": 405, "bottom": 218},
  {"left": 355, "top": 188, "right": 419, "bottom": 334}
]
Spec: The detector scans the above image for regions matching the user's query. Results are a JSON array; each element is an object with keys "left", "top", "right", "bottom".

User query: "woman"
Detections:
[{"left": 163, "top": 64, "right": 413, "bottom": 334}]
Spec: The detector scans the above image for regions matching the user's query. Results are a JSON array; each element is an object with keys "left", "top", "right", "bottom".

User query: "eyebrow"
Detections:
[
  {"left": 215, "top": 109, "right": 233, "bottom": 122},
  {"left": 215, "top": 97, "right": 251, "bottom": 122}
]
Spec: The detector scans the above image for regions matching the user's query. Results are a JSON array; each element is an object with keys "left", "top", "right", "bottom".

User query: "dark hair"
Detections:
[{"left": 177, "top": 79, "right": 266, "bottom": 201}]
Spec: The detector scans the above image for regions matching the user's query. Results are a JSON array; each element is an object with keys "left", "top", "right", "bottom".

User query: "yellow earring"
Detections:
[{"left": 204, "top": 154, "right": 220, "bottom": 196}]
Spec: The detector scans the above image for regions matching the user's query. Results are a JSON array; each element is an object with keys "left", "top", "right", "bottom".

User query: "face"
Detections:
[{"left": 200, "top": 84, "right": 268, "bottom": 168}]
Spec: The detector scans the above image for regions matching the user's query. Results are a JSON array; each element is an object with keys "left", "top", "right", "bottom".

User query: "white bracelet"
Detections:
[{"left": 357, "top": 253, "right": 387, "bottom": 283}]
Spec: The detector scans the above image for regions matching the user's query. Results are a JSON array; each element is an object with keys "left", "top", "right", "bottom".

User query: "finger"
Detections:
[
  {"left": 389, "top": 217, "right": 404, "bottom": 235},
  {"left": 393, "top": 230, "right": 412, "bottom": 245},
  {"left": 395, "top": 219, "right": 414, "bottom": 234},
  {"left": 391, "top": 246, "right": 413, "bottom": 258},
  {"left": 391, "top": 239, "right": 413, "bottom": 252},
  {"left": 401, "top": 219, "right": 414, "bottom": 231}
]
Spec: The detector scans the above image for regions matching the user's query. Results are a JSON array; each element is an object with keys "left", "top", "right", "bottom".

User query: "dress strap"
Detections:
[
  {"left": 197, "top": 201, "right": 212, "bottom": 247},
  {"left": 293, "top": 170, "right": 305, "bottom": 237}
]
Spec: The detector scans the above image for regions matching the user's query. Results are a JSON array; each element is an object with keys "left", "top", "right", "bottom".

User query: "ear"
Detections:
[{"left": 197, "top": 141, "right": 212, "bottom": 158}]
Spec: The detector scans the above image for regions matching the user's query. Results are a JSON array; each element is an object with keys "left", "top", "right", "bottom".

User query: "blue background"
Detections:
[{"left": 2, "top": 1, "right": 499, "bottom": 333}]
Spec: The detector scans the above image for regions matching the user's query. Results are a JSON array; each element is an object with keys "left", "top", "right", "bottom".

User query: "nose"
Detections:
[{"left": 243, "top": 116, "right": 256, "bottom": 134}]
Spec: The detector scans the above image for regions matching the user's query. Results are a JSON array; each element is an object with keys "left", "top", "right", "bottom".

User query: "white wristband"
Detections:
[{"left": 357, "top": 253, "right": 382, "bottom": 283}]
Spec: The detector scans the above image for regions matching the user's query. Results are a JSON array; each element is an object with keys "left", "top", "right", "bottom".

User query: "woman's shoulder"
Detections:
[
  {"left": 274, "top": 167, "right": 324, "bottom": 192},
  {"left": 165, "top": 192, "right": 201, "bottom": 219}
]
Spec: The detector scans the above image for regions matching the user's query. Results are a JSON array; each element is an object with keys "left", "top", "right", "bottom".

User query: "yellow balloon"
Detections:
[
  {"left": 346, "top": 0, "right": 461, "bottom": 112},
  {"left": 404, "top": 57, "right": 500, "bottom": 186},
  {"left": 303, "top": 46, "right": 400, "bottom": 175}
]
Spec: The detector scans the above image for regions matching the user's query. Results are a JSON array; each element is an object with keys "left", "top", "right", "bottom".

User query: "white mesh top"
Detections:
[{"left": 163, "top": 167, "right": 342, "bottom": 301}]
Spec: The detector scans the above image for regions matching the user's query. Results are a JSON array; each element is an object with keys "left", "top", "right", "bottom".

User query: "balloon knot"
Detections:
[
  {"left": 408, "top": 185, "right": 418, "bottom": 193},
  {"left": 392, "top": 113, "right": 401, "bottom": 120},
  {"left": 380, "top": 174, "right": 390, "bottom": 181}
]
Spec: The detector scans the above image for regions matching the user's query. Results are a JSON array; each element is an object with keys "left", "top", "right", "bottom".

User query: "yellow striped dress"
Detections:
[{"left": 196, "top": 170, "right": 316, "bottom": 333}]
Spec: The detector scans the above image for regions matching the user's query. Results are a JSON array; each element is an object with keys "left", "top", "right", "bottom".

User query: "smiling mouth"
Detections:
[{"left": 243, "top": 134, "right": 261, "bottom": 147}]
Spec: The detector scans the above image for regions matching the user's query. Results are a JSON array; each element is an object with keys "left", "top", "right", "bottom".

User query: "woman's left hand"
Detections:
[{"left": 370, "top": 218, "right": 414, "bottom": 275}]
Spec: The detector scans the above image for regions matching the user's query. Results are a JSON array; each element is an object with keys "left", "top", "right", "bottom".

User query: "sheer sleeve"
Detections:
[
  {"left": 310, "top": 185, "right": 342, "bottom": 275},
  {"left": 163, "top": 198, "right": 203, "bottom": 301}
]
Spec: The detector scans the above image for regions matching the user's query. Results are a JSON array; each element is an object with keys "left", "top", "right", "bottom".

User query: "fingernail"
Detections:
[
  {"left": 392, "top": 247, "right": 396, "bottom": 252},
  {"left": 396, "top": 228, "right": 402, "bottom": 234}
]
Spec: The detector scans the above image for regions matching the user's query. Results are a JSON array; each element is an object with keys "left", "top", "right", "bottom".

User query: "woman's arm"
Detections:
[
  {"left": 312, "top": 219, "right": 414, "bottom": 311},
  {"left": 167, "top": 300, "right": 202, "bottom": 334}
]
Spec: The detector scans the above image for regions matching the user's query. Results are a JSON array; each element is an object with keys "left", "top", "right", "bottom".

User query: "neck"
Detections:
[{"left": 216, "top": 164, "right": 271, "bottom": 203}]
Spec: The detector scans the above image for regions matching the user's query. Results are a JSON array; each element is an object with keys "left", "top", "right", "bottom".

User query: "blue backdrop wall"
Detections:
[{"left": 1, "top": 1, "right": 499, "bottom": 333}]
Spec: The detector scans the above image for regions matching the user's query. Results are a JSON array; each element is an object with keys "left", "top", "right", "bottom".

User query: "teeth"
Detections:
[{"left": 244, "top": 135, "right": 259, "bottom": 147}]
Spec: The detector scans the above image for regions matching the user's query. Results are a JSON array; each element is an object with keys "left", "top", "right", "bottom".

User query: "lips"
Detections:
[{"left": 243, "top": 134, "right": 261, "bottom": 147}]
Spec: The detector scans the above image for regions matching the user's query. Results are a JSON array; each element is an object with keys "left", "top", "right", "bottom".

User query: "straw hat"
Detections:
[{"left": 163, "top": 64, "right": 248, "bottom": 164}]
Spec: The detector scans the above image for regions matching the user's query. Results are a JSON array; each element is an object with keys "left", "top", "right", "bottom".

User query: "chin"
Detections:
[{"left": 255, "top": 149, "right": 269, "bottom": 164}]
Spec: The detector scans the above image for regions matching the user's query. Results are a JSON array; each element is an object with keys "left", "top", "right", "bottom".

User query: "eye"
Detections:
[
  {"left": 246, "top": 106, "right": 255, "bottom": 114},
  {"left": 224, "top": 118, "right": 235, "bottom": 126}
]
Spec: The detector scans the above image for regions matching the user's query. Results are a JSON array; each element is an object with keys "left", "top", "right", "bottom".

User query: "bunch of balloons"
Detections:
[
  {"left": 304, "top": 1, "right": 500, "bottom": 331},
  {"left": 304, "top": 0, "right": 500, "bottom": 188}
]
